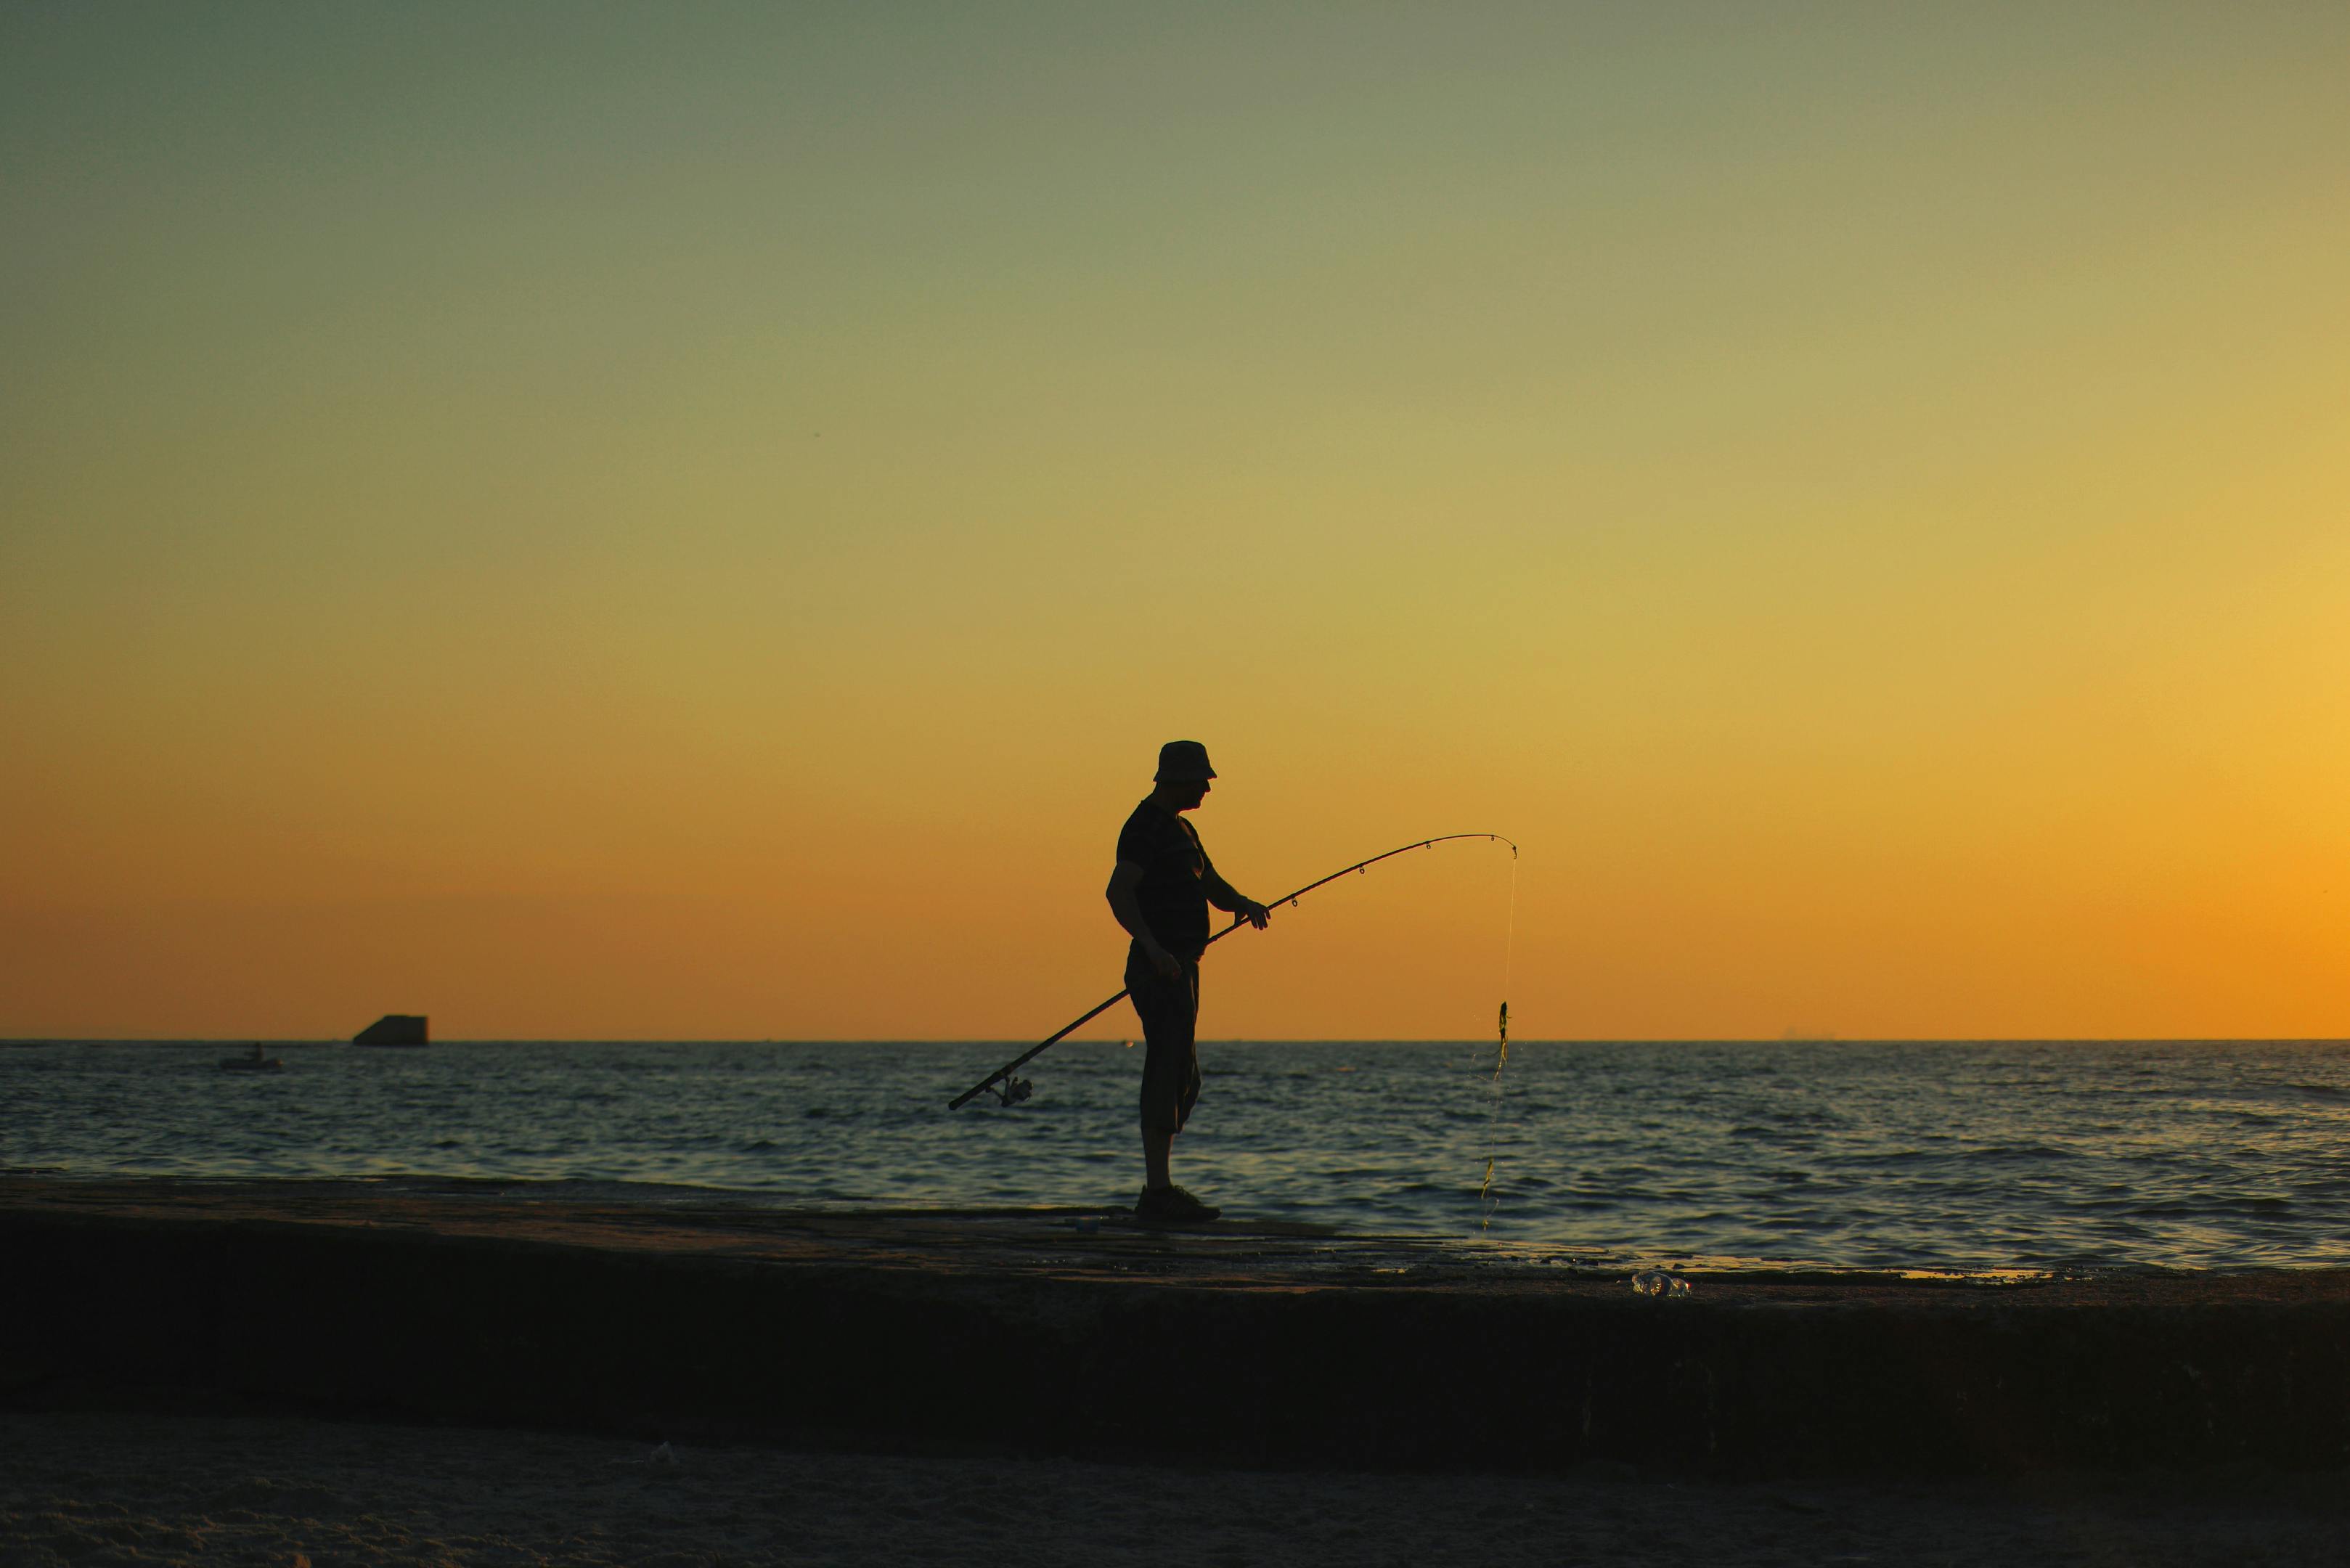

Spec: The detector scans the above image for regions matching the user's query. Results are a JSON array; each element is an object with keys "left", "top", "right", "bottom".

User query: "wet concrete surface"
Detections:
[{"left": 6, "top": 1175, "right": 2348, "bottom": 1475}]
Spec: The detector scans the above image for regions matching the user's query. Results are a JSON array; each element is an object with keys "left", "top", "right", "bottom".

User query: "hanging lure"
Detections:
[
  {"left": 1478, "top": 849, "right": 1520, "bottom": 1230},
  {"left": 1479, "top": 1004, "right": 1509, "bottom": 1207}
]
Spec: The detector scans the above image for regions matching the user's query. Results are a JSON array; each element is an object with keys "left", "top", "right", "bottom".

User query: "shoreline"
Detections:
[{"left": 6, "top": 1175, "right": 2349, "bottom": 1476}]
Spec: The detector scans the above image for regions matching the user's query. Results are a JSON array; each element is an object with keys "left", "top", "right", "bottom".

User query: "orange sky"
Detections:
[{"left": 4, "top": 4, "right": 2345, "bottom": 1039}]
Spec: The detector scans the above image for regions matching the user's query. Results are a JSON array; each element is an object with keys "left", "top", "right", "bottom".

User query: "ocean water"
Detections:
[{"left": 7, "top": 1039, "right": 2349, "bottom": 1273}]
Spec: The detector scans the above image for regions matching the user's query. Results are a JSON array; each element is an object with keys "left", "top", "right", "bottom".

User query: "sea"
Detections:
[{"left": 7, "top": 1038, "right": 2349, "bottom": 1274}]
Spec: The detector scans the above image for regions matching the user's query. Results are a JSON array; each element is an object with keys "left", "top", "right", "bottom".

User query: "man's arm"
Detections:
[
  {"left": 1204, "top": 867, "right": 1272, "bottom": 930},
  {"left": 1106, "top": 863, "right": 1184, "bottom": 979}
]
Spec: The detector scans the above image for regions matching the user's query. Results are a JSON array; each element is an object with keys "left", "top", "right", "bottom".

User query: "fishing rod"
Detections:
[{"left": 947, "top": 833, "right": 1518, "bottom": 1111}]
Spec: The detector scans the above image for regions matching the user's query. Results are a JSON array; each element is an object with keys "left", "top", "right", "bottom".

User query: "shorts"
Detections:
[{"left": 1125, "top": 942, "right": 1202, "bottom": 1135}]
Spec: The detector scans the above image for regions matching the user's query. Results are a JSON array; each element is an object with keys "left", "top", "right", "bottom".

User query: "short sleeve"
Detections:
[{"left": 1116, "top": 810, "right": 1154, "bottom": 865}]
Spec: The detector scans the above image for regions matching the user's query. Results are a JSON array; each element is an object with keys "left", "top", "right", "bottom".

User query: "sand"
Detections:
[{"left": 3, "top": 1411, "right": 2346, "bottom": 1567}]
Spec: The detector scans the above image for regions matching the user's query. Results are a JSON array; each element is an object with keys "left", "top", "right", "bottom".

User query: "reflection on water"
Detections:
[{"left": 6, "top": 1039, "right": 2349, "bottom": 1271}]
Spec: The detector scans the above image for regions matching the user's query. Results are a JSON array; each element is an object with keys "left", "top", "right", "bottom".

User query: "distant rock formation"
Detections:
[{"left": 353, "top": 1014, "right": 428, "bottom": 1047}]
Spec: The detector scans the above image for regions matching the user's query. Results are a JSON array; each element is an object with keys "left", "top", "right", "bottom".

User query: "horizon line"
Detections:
[{"left": 9, "top": 1035, "right": 2349, "bottom": 1048}]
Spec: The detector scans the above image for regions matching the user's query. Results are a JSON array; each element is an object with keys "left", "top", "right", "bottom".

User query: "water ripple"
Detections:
[{"left": 7, "top": 1038, "right": 2350, "bottom": 1270}]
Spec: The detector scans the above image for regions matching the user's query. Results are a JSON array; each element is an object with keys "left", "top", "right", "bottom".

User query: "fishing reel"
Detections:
[{"left": 985, "top": 1074, "right": 1033, "bottom": 1107}]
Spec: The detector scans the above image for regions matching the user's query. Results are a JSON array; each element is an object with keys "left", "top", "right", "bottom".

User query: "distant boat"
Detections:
[
  {"left": 219, "top": 1042, "right": 283, "bottom": 1071},
  {"left": 354, "top": 1013, "right": 429, "bottom": 1047}
]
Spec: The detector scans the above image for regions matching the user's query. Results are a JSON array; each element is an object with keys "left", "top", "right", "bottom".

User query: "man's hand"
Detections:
[
  {"left": 1237, "top": 899, "right": 1271, "bottom": 931},
  {"left": 1143, "top": 942, "right": 1184, "bottom": 981}
]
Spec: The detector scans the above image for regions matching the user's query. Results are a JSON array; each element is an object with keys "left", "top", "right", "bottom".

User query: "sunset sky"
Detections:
[{"left": 4, "top": 4, "right": 2344, "bottom": 1040}]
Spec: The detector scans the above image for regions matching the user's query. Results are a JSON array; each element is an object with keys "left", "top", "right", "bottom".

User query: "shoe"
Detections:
[{"left": 1135, "top": 1184, "right": 1220, "bottom": 1224}]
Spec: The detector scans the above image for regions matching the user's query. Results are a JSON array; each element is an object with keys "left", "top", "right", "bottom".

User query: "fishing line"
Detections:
[
  {"left": 1478, "top": 846, "right": 1519, "bottom": 1231},
  {"left": 948, "top": 832, "right": 1518, "bottom": 1111}
]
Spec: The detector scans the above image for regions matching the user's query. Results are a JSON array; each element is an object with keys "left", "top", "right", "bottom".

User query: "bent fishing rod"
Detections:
[{"left": 947, "top": 833, "right": 1517, "bottom": 1111}]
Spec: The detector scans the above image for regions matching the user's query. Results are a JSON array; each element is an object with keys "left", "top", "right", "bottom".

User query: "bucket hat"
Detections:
[{"left": 1154, "top": 740, "right": 1216, "bottom": 781}]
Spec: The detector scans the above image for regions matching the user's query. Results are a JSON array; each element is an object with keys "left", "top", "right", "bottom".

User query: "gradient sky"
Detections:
[{"left": 4, "top": 4, "right": 2344, "bottom": 1040}]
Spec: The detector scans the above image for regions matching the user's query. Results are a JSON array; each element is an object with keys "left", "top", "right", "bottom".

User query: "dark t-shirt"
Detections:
[{"left": 1117, "top": 799, "right": 1213, "bottom": 957}]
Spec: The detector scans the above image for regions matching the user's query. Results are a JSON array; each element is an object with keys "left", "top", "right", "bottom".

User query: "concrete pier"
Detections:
[{"left": 4, "top": 1176, "right": 2346, "bottom": 1475}]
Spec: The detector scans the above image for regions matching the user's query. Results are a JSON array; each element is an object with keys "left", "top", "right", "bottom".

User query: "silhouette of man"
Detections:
[{"left": 1106, "top": 740, "right": 1270, "bottom": 1223}]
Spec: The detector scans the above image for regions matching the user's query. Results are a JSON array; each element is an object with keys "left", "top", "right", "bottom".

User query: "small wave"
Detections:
[{"left": 1954, "top": 1144, "right": 2081, "bottom": 1164}]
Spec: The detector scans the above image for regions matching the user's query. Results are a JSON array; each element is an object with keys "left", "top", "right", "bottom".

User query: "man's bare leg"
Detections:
[{"left": 1143, "top": 1127, "right": 1172, "bottom": 1191}]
